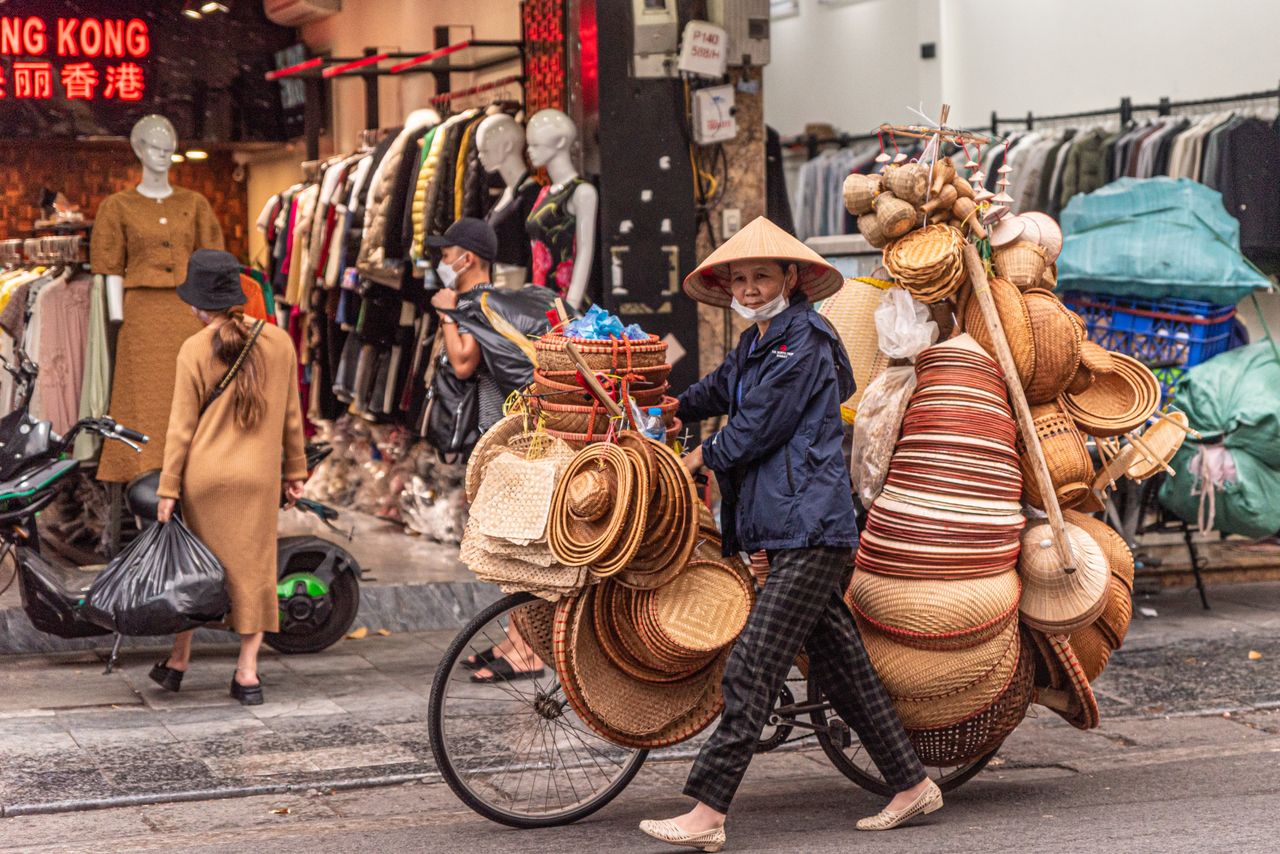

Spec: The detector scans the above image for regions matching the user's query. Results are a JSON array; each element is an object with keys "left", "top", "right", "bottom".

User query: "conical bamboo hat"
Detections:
[{"left": 683, "top": 216, "right": 843, "bottom": 307}]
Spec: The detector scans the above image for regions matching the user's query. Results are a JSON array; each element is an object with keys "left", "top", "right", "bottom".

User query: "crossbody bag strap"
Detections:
[{"left": 200, "top": 319, "right": 266, "bottom": 416}]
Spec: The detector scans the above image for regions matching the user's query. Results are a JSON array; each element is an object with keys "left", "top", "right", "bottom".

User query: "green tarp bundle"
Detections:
[
  {"left": 1158, "top": 341, "right": 1280, "bottom": 539},
  {"left": 1058, "top": 177, "right": 1272, "bottom": 306}
]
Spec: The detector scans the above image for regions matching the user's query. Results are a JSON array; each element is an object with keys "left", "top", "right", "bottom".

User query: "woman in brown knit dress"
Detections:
[{"left": 150, "top": 249, "right": 308, "bottom": 705}]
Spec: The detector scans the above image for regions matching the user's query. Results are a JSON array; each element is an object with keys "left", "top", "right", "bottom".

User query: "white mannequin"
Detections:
[
  {"left": 477, "top": 114, "right": 526, "bottom": 209},
  {"left": 106, "top": 115, "right": 178, "bottom": 322},
  {"left": 526, "top": 109, "right": 597, "bottom": 310},
  {"left": 477, "top": 113, "right": 530, "bottom": 289}
]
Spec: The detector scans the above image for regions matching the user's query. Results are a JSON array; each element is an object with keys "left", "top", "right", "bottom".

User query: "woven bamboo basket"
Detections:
[
  {"left": 843, "top": 173, "right": 882, "bottom": 216},
  {"left": 535, "top": 334, "right": 668, "bottom": 374},
  {"left": 1026, "top": 631, "right": 1100, "bottom": 731},
  {"left": 546, "top": 417, "right": 683, "bottom": 447},
  {"left": 534, "top": 394, "right": 679, "bottom": 436},
  {"left": 1062, "top": 353, "right": 1160, "bottom": 438},
  {"left": 884, "top": 162, "right": 929, "bottom": 205},
  {"left": 1079, "top": 340, "right": 1115, "bottom": 375},
  {"left": 1021, "top": 289, "right": 1082, "bottom": 405},
  {"left": 510, "top": 599, "right": 557, "bottom": 667},
  {"left": 874, "top": 192, "right": 918, "bottom": 240},
  {"left": 961, "top": 277, "right": 1036, "bottom": 386},
  {"left": 906, "top": 632, "right": 1035, "bottom": 765},
  {"left": 1066, "top": 364, "right": 1095, "bottom": 396},
  {"left": 532, "top": 371, "right": 668, "bottom": 407},
  {"left": 847, "top": 570, "right": 1021, "bottom": 651},
  {"left": 536, "top": 363, "right": 673, "bottom": 388},
  {"left": 993, "top": 240, "right": 1049, "bottom": 290},
  {"left": 857, "top": 212, "right": 889, "bottom": 248},
  {"left": 1065, "top": 622, "right": 1112, "bottom": 683},
  {"left": 1017, "top": 399, "right": 1094, "bottom": 511}
]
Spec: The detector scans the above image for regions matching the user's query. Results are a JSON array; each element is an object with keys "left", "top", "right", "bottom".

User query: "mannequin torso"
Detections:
[{"left": 525, "top": 109, "right": 597, "bottom": 308}]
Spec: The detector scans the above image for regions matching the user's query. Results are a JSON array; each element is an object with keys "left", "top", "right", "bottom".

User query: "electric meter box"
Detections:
[
  {"left": 692, "top": 85, "right": 737, "bottom": 145},
  {"left": 707, "top": 0, "right": 770, "bottom": 66}
]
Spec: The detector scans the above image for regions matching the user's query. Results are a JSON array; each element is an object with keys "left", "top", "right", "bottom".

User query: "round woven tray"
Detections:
[
  {"left": 546, "top": 418, "right": 683, "bottom": 448},
  {"left": 906, "top": 629, "right": 1035, "bottom": 765},
  {"left": 587, "top": 445, "right": 651, "bottom": 578},
  {"left": 534, "top": 394, "right": 679, "bottom": 437},
  {"left": 554, "top": 589, "right": 727, "bottom": 745},
  {"left": 595, "top": 581, "right": 715, "bottom": 683},
  {"left": 883, "top": 225, "right": 968, "bottom": 303},
  {"left": 1066, "top": 621, "right": 1112, "bottom": 683},
  {"left": 847, "top": 570, "right": 1021, "bottom": 651},
  {"left": 618, "top": 438, "right": 699, "bottom": 587},
  {"left": 646, "top": 560, "right": 752, "bottom": 654},
  {"left": 537, "top": 363, "right": 673, "bottom": 389},
  {"left": 1062, "top": 353, "right": 1160, "bottom": 438},
  {"left": 536, "top": 334, "right": 667, "bottom": 374}
]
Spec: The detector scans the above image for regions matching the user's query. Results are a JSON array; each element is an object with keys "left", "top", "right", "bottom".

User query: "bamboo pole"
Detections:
[
  {"left": 563, "top": 341, "right": 624, "bottom": 419},
  {"left": 962, "top": 244, "right": 1076, "bottom": 574}
]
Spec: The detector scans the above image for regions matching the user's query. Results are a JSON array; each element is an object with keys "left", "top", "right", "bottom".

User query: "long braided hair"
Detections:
[{"left": 211, "top": 307, "right": 266, "bottom": 429}]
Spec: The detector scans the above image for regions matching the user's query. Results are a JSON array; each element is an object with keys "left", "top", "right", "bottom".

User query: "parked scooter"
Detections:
[{"left": 0, "top": 349, "right": 362, "bottom": 656}]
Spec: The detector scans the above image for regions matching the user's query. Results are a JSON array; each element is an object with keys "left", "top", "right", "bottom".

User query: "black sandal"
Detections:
[
  {"left": 462, "top": 645, "right": 500, "bottom": 671},
  {"left": 230, "top": 676, "right": 264, "bottom": 706},
  {"left": 470, "top": 657, "right": 545, "bottom": 684},
  {"left": 149, "top": 660, "right": 185, "bottom": 693}
]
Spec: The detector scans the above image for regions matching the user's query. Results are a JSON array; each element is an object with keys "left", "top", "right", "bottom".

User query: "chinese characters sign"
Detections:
[{"left": 0, "top": 16, "right": 150, "bottom": 102}]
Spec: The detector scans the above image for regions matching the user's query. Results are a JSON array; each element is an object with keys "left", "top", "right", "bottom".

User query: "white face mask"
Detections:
[
  {"left": 730, "top": 291, "right": 790, "bottom": 322},
  {"left": 435, "top": 254, "right": 467, "bottom": 290}
]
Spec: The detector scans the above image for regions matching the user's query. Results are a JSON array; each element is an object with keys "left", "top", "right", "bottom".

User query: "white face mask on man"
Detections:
[
  {"left": 435, "top": 253, "right": 469, "bottom": 289},
  {"left": 730, "top": 291, "right": 790, "bottom": 322}
]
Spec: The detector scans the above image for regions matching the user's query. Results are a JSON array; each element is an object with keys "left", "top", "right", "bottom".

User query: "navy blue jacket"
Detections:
[{"left": 677, "top": 299, "right": 859, "bottom": 556}]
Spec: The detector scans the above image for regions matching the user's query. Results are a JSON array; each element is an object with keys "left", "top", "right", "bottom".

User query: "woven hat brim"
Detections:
[{"left": 683, "top": 216, "right": 842, "bottom": 307}]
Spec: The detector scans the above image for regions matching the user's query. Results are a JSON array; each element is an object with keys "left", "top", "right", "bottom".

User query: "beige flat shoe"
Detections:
[
  {"left": 855, "top": 779, "right": 943, "bottom": 831},
  {"left": 639, "top": 818, "right": 727, "bottom": 852}
]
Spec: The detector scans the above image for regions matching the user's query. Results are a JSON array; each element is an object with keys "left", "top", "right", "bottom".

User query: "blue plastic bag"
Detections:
[{"left": 563, "top": 305, "right": 648, "bottom": 340}]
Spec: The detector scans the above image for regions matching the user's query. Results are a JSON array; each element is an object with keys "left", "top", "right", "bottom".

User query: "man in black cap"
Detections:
[{"left": 424, "top": 218, "right": 506, "bottom": 452}]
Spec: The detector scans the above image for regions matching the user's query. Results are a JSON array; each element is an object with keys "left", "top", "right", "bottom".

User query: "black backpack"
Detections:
[{"left": 424, "top": 352, "right": 481, "bottom": 463}]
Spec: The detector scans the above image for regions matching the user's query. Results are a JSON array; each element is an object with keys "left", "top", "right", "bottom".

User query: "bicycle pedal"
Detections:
[{"left": 829, "top": 719, "right": 852, "bottom": 749}]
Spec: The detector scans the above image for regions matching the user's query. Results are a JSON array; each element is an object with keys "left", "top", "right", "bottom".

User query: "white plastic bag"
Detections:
[
  {"left": 874, "top": 287, "right": 938, "bottom": 361},
  {"left": 851, "top": 366, "right": 917, "bottom": 505}
]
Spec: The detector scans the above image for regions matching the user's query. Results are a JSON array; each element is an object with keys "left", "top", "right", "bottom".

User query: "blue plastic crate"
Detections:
[{"left": 1061, "top": 291, "right": 1237, "bottom": 401}]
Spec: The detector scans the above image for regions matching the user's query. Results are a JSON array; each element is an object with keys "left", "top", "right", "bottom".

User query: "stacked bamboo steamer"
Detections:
[
  {"left": 531, "top": 333, "right": 681, "bottom": 444},
  {"left": 850, "top": 336, "right": 1034, "bottom": 765}
]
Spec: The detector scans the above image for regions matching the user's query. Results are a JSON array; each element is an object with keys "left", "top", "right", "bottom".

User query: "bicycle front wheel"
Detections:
[
  {"left": 428, "top": 592, "right": 647, "bottom": 828},
  {"left": 806, "top": 676, "right": 997, "bottom": 796}
]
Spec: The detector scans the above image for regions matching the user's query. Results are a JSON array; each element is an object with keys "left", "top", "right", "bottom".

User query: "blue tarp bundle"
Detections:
[{"left": 1057, "top": 177, "right": 1272, "bottom": 306}]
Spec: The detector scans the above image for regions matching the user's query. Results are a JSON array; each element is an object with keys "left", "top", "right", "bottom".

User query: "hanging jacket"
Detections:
[{"left": 677, "top": 298, "right": 859, "bottom": 556}]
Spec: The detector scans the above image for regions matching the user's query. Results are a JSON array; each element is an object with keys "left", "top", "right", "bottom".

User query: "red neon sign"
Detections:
[{"left": 0, "top": 16, "right": 150, "bottom": 102}]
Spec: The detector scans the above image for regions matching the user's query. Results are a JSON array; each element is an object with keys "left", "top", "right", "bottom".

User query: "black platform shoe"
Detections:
[
  {"left": 148, "top": 660, "right": 185, "bottom": 693},
  {"left": 230, "top": 676, "right": 264, "bottom": 706}
]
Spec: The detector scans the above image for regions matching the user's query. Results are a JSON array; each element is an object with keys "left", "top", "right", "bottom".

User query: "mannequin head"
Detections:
[
  {"left": 525, "top": 109, "right": 577, "bottom": 169},
  {"left": 476, "top": 114, "right": 525, "bottom": 173},
  {"left": 130, "top": 115, "right": 178, "bottom": 175}
]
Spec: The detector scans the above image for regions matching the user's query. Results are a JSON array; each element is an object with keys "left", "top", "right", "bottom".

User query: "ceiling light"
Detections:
[
  {"left": 181, "top": 1, "right": 203, "bottom": 19},
  {"left": 171, "top": 153, "right": 186, "bottom": 163},
  {"left": 185, "top": 149, "right": 209, "bottom": 161},
  {"left": 201, "top": 2, "right": 231, "bottom": 13}
]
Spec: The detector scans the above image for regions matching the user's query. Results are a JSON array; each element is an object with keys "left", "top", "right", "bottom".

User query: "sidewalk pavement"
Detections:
[
  {"left": 0, "top": 580, "right": 1277, "bottom": 818},
  {"left": 0, "top": 509, "right": 500, "bottom": 655}
]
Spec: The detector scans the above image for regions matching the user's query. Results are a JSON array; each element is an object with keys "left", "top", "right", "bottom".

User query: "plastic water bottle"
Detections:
[{"left": 640, "top": 407, "right": 666, "bottom": 441}]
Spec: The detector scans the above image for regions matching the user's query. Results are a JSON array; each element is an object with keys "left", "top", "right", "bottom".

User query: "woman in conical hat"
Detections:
[{"left": 640, "top": 217, "right": 940, "bottom": 851}]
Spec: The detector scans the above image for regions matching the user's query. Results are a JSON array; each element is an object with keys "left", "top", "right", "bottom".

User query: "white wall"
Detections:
[{"left": 766, "top": 0, "right": 1280, "bottom": 135}]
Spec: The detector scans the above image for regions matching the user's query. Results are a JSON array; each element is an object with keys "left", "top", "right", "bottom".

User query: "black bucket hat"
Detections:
[{"left": 177, "top": 249, "right": 245, "bottom": 311}]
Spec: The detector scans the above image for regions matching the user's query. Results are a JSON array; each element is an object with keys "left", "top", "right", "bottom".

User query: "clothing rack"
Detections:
[
  {"left": 264, "top": 37, "right": 525, "bottom": 159},
  {"left": 991, "top": 82, "right": 1280, "bottom": 133},
  {"left": 430, "top": 74, "right": 524, "bottom": 107}
]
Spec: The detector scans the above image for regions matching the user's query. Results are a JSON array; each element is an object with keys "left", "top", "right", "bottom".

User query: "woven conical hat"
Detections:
[{"left": 684, "top": 216, "right": 843, "bottom": 307}]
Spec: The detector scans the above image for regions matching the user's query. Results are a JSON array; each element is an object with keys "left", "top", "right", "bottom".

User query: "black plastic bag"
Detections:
[
  {"left": 442, "top": 286, "right": 564, "bottom": 394},
  {"left": 82, "top": 517, "right": 230, "bottom": 636}
]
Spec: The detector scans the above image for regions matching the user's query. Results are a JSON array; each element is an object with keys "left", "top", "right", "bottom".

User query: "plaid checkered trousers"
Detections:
[{"left": 684, "top": 547, "right": 926, "bottom": 813}]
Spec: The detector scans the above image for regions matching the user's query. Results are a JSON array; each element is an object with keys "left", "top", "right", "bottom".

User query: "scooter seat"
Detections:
[{"left": 126, "top": 470, "right": 162, "bottom": 521}]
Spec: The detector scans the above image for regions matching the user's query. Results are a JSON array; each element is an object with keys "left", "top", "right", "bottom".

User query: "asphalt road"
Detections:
[{"left": 5, "top": 708, "right": 1280, "bottom": 854}]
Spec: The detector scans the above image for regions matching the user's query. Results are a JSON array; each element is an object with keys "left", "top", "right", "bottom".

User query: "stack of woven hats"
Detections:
[{"left": 851, "top": 335, "right": 1034, "bottom": 765}]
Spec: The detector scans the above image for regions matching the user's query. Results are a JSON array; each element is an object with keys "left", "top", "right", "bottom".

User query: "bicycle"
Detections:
[{"left": 428, "top": 591, "right": 996, "bottom": 828}]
